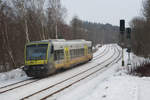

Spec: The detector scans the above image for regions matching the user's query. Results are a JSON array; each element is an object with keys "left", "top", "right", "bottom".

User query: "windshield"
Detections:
[{"left": 26, "top": 44, "right": 48, "bottom": 60}]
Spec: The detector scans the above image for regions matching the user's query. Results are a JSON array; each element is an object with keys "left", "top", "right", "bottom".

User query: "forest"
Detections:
[
  {"left": 1, "top": 0, "right": 150, "bottom": 72},
  {"left": 130, "top": 0, "right": 150, "bottom": 57},
  {"left": 0, "top": 0, "right": 119, "bottom": 72}
]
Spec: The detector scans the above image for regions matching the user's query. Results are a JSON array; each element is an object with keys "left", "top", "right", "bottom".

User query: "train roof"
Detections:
[
  {"left": 52, "top": 39, "right": 92, "bottom": 50},
  {"left": 26, "top": 39, "right": 91, "bottom": 44},
  {"left": 26, "top": 39, "right": 92, "bottom": 50}
]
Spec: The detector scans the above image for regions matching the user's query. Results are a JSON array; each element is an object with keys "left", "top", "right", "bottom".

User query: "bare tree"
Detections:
[
  {"left": 0, "top": 0, "right": 67, "bottom": 72},
  {"left": 71, "top": 16, "right": 88, "bottom": 39},
  {"left": 0, "top": 2, "right": 17, "bottom": 71}
]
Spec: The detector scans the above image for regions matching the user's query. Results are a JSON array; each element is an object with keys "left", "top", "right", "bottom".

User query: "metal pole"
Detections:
[
  {"left": 120, "top": 19, "right": 125, "bottom": 66},
  {"left": 121, "top": 32, "right": 125, "bottom": 66},
  {"left": 126, "top": 28, "right": 131, "bottom": 66},
  {"left": 127, "top": 50, "right": 131, "bottom": 65},
  {"left": 122, "top": 47, "right": 124, "bottom": 66}
]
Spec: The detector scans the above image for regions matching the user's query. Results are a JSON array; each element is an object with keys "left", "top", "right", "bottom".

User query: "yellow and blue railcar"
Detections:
[{"left": 23, "top": 39, "right": 93, "bottom": 77}]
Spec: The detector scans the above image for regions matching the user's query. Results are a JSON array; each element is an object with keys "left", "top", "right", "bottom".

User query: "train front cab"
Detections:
[{"left": 23, "top": 42, "right": 55, "bottom": 77}]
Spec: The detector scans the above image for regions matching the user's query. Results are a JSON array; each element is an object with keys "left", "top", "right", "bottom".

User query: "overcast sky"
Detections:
[{"left": 62, "top": 0, "right": 143, "bottom": 26}]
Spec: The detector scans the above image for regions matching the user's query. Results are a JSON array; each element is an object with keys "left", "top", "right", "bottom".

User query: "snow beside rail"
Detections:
[
  {"left": 0, "top": 68, "right": 28, "bottom": 87},
  {"left": 0, "top": 44, "right": 150, "bottom": 100},
  {"left": 0, "top": 44, "right": 105, "bottom": 82},
  {"left": 55, "top": 45, "right": 150, "bottom": 100}
]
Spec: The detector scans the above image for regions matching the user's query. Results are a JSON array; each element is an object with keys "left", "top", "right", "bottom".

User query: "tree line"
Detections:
[
  {"left": 0, "top": 0, "right": 119, "bottom": 72},
  {"left": 0, "top": 0, "right": 68, "bottom": 72},
  {"left": 81, "top": 21, "right": 119, "bottom": 45},
  {"left": 130, "top": 0, "right": 150, "bottom": 57}
]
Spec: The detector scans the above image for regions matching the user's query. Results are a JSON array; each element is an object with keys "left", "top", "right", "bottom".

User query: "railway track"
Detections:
[
  {"left": 20, "top": 45, "right": 121, "bottom": 100},
  {"left": 0, "top": 79, "right": 39, "bottom": 94},
  {"left": 93, "top": 45, "right": 109, "bottom": 61},
  {"left": 0, "top": 45, "right": 109, "bottom": 95},
  {"left": 93, "top": 45, "right": 107, "bottom": 58}
]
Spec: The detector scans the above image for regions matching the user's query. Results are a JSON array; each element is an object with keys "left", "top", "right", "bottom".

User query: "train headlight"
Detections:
[
  {"left": 40, "top": 66, "right": 45, "bottom": 70},
  {"left": 32, "top": 66, "right": 36, "bottom": 70},
  {"left": 23, "top": 67, "right": 28, "bottom": 71}
]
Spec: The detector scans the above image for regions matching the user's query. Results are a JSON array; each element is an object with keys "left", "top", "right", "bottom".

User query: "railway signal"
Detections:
[
  {"left": 120, "top": 20, "right": 125, "bottom": 34},
  {"left": 119, "top": 20, "right": 132, "bottom": 66},
  {"left": 126, "top": 27, "right": 132, "bottom": 53},
  {"left": 120, "top": 19, "right": 125, "bottom": 66},
  {"left": 126, "top": 27, "right": 132, "bottom": 65},
  {"left": 126, "top": 27, "right": 131, "bottom": 39}
]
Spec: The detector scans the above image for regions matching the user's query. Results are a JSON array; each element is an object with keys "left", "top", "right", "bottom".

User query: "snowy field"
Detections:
[
  {"left": 0, "top": 44, "right": 150, "bottom": 100},
  {"left": 55, "top": 46, "right": 150, "bottom": 100}
]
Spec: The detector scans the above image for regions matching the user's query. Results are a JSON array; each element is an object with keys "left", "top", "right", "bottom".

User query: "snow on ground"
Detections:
[
  {"left": 0, "top": 44, "right": 150, "bottom": 100},
  {"left": 0, "top": 68, "right": 29, "bottom": 87},
  {"left": 0, "top": 44, "right": 111, "bottom": 100},
  {"left": 54, "top": 45, "right": 150, "bottom": 100},
  {"left": 0, "top": 44, "right": 104, "bottom": 84}
]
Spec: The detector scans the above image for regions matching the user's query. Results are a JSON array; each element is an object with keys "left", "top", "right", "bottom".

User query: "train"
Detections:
[{"left": 23, "top": 39, "right": 93, "bottom": 77}]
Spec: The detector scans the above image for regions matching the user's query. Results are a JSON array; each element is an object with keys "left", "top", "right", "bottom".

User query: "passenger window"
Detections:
[
  {"left": 54, "top": 50, "right": 64, "bottom": 60},
  {"left": 51, "top": 45, "right": 54, "bottom": 54},
  {"left": 88, "top": 47, "right": 92, "bottom": 54}
]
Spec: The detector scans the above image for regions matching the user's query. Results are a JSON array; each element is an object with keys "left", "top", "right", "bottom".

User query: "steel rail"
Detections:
[
  {"left": 21, "top": 46, "right": 119, "bottom": 100},
  {"left": 41, "top": 45, "right": 121, "bottom": 100},
  {"left": 0, "top": 45, "right": 109, "bottom": 94},
  {"left": 41, "top": 46, "right": 121, "bottom": 100}
]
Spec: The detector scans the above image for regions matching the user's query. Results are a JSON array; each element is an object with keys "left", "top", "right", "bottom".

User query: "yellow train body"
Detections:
[
  {"left": 23, "top": 39, "right": 93, "bottom": 77},
  {"left": 55, "top": 54, "right": 92, "bottom": 69}
]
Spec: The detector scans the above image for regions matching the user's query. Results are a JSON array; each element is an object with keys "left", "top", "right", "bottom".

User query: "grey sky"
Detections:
[{"left": 62, "top": 0, "right": 143, "bottom": 26}]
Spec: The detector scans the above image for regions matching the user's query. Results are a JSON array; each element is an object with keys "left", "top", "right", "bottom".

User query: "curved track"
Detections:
[
  {"left": 92, "top": 45, "right": 109, "bottom": 61},
  {"left": 0, "top": 45, "right": 108, "bottom": 95},
  {"left": 93, "top": 45, "right": 107, "bottom": 58},
  {"left": 20, "top": 45, "right": 121, "bottom": 100},
  {"left": 0, "top": 79, "right": 39, "bottom": 94}
]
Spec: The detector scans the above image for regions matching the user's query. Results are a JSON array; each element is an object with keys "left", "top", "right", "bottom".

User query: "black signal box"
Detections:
[
  {"left": 120, "top": 20, "right": 125, "bottom": 33},
  {"left": 126, "top": 28, "right": 131, "bottom": 39}
]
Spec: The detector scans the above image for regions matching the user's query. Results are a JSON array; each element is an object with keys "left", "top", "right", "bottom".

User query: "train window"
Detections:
[
  {"left": 51, "top": 45, "right": 54, "bottom": 54},
  {"left": 70, "top": 49, "right": 77, "bottom": 58},
  {"left": 76, "top": 49, "right": 78, "bottom": 57},
  {"left": 54, "top": 51, "right": 58, "bottom": 60},
  {"left": 74, "top": 49, "right": 77, "bottom": 58},
  {"left": 74, "top": 49, "right": 76, "bottom": 58},
  {"left": 78, "top": 49, "right": 80, "bottom": 56},
  {"left": 54, "top": 50, "right": 64, "bottom": 60},
  {"left": 88, "top": 47, "right": 92, "bottom": 54},
  {"left": 59, "top": 50, "right": 64, "bottom": 59},
  {"left": 81, "top": 48, "right": 84, "bottom": 56},
  {"left": 26, "top": 44, "right": 48, "bottom": 60},
  {"left": 77, "top": 49, "right": 79, "bottom": 55},
  {"left": 69, "top": 48, "right": 85, "bottom": 59},
  {"left": 70, "top": 49, "right": 74, "bottom": 59},
  {"left": 76, "top": 48, "right": 84, "bottom": 57}
]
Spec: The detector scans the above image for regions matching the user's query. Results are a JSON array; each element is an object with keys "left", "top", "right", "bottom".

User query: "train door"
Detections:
[
  {"left": 64, "top": 47, "right": 70, "bottom": 67},
  {"left": 84, "top": 45, "right": 88, "bottom": 56}
]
